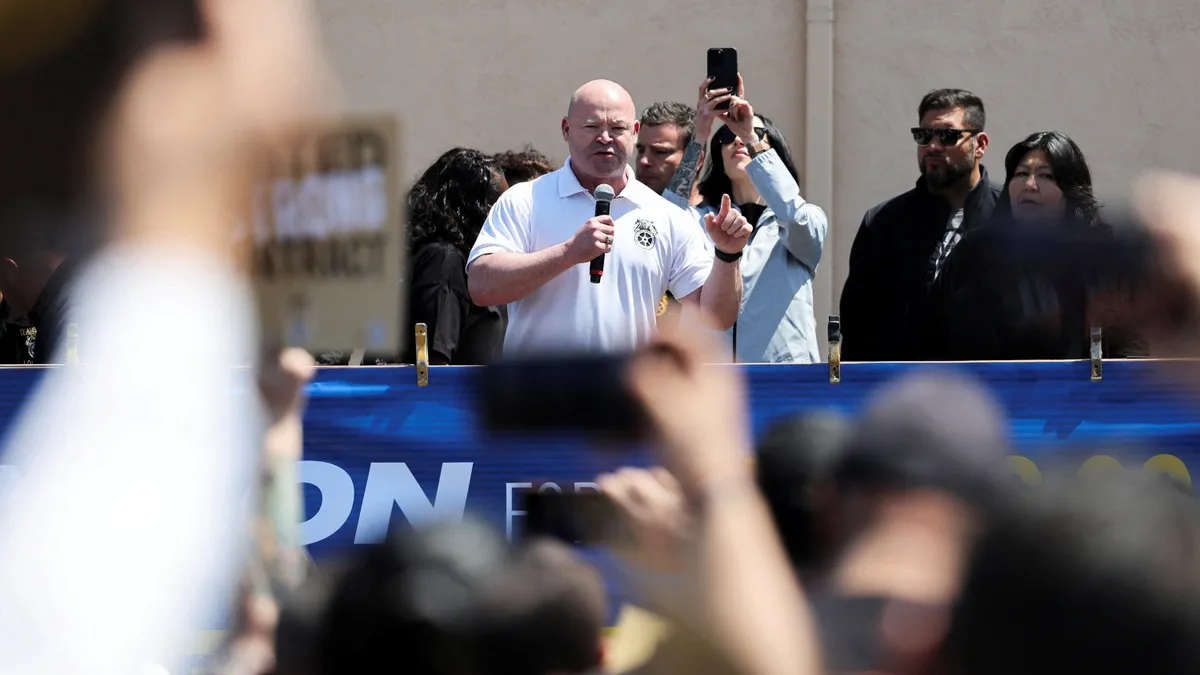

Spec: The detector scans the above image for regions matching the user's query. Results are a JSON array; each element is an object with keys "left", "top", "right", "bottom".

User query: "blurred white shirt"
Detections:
[{"left": 0, "top": 244, "right": 260, "bottom": 675}]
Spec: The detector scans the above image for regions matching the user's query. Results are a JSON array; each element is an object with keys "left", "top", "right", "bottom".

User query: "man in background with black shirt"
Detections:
[
  {"left": 840, "top": 89, "right": 1000, "bottom": 361},
  {"left": 0, "top": 299, "right": 37, "bottom": 365},
  {"left": 0, "top": 212, "right": 79, "bottom": 364}
]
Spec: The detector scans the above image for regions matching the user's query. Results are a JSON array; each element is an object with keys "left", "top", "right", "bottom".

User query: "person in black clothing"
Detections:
[
  {"left": 0, "top": 210, "right": 79, "bottom": 365},
  {"left": 840, "top": 89, "right": 1000, "bottom": 362},
  {"left": 925, "top": 131, "right": 1146, "bottom": 360},
  {"left": 0, "top": 299, "right": 37, "bottom": 365},
  {"left": 404, "top": 147, "right": 508, "bottom": 365}
]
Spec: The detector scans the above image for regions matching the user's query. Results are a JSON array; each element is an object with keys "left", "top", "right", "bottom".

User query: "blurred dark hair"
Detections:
[
  {"left": 834, "top": 369, "right": 1012, "bottom": 510},
  {"left": 945, "top": 471, "right": 1200, "bottom": 675},
  {"left": 757, "top": 410, "right": 853, "bottom": 576},
  {"left": 640, "top": 101, "right": 696, "bottom": 145},
  {"left": 493, "top": 145, "right": 555, "bottom": 186},
  {"left": 918, "top": 89, "right": 986, "bottom": 130},
  {"left": 0, "top": 0, "right": 202, "bottom": 233},
  {"left": 998, "top": 131, "right": 1102, "bottom": 229},
  {"left": 408, "top": 147, "right": 503, "bottom": 256},
  {"left": 699, "top": 113, "right": 799, "bottom": 209},
  {"left": 318, "top": 518, "right": 602, "bottom": 675}
]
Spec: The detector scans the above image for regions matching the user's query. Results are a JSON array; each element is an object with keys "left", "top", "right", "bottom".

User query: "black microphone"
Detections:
[{"left": 589, "top": 183, "right": 615, "bottom": 284}]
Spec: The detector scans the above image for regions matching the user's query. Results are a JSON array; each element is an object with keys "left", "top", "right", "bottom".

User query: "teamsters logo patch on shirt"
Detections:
[{"left": 633, "top": 219, "right": 658, "bottom": 250}]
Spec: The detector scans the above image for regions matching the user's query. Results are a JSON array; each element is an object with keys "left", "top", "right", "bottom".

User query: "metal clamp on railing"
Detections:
[
  {"left": 1090, "top": 326, "right": 1103, "bottom": 382},
  {"left": 415, "top": 323, "right": 429, "bottom": 387},
  {"left": 828, "top": 315, "right": 842, "bottom": 384}
]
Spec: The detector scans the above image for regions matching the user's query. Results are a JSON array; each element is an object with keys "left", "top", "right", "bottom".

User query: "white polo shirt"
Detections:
[{"left": 468, "top": 158, "right": 713, "bottom": 354}]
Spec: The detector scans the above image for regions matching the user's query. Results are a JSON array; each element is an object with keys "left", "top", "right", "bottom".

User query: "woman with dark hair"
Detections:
[
  {"left": 997, "top": 131, "right": 1102, "bottom": 230},
  {"left": 404, "top": 147, "right": 507, "bottom": 364},
  {"left": 927, "top": 131, "right": 1144, "bottom": 359},
  {"left": 662, "top": 76, "right": 828, "bottom": 364}
]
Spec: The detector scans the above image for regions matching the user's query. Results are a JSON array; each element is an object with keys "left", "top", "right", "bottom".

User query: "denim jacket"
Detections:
[{"left": 665, "top": 149, "right": 827, "bottom": 363}]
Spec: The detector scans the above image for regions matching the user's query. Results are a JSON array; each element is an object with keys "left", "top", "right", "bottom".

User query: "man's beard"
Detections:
[{"left": 921, "top": 154, "right": 974, "bottom": 190}]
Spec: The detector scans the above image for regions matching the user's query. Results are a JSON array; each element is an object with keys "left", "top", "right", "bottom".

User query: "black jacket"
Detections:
[
  {"left": 28, "top": 257, "right": 80, "bottom": 365},
  {"left": 923, "top": 217, "right": 1147, "bottom": 361},
  {"left": 0, "top": 300, "right": 36, "bottom": 365},
  {"left": 840, "top": 168, "right": 1002, "bottom": 362}
]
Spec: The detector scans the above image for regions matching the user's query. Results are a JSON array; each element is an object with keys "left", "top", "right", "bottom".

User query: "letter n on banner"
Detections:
[{"left": 354, "top": 462, "right": 473, "bottom": 543}]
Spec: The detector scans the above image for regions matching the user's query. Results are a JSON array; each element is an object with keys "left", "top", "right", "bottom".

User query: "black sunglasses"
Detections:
[
  {"left": 910, "top": 127, "right": 980, "bottom": 147},
  {"left": 715, "top": 126, "right": 767, "bottom": 146}
]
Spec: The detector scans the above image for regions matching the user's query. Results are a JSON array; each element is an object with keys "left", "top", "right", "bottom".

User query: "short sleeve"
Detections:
[
  {"left": 666, "top": 207, "right": 713, "bottom": 300},
  {"left": 467, "top": 184, "right": 534, "bottom": 266},
  {"left": 410, "top": 245, "right": 472, "bottom": 362}
]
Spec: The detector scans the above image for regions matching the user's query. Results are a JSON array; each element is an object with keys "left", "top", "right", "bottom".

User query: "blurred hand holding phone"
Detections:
[{"left": 522, "top": 488, "right": 632, "bottom": 547}]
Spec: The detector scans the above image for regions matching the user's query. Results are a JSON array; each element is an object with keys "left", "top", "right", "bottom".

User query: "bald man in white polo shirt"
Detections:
[{"left": 467, "top": 79, "right": 751, "bottom": 354}]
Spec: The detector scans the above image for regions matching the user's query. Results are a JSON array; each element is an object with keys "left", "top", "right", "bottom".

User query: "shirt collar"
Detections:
[{"left": 557, "top": 157, "right": 656, "bottom": 206}]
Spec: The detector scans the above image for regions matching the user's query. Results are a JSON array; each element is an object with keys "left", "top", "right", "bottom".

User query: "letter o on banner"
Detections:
[{"left": 299, "top": 461, "right": 356, "bottom": 546}]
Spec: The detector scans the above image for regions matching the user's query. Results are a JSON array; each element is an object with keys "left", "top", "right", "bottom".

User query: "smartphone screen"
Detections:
[
  {"left": 706, "top": 48, "right": 738, "bottom": 110},
  {"left": 247, "top": 116, "right": 406, "bottom": 356},
  {"left": 476, "top": 353, "right": 649, "bottom": 441},
  {"left": 523, "top": 491, "right": 629, "bottom": 546}
]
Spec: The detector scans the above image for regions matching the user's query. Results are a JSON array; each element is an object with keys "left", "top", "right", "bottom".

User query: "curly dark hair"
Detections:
[
  {"left": 997, "top": 131, "right": 1101, "bottom": 229},
  {"left": 493, "top": 145, "right": 556, "bottom": 185},
  {"left": 407, "top": 147, "right": 503, "bottom": 255}
]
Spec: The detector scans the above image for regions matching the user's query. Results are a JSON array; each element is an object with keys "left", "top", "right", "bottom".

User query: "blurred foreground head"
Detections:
[
  {"left": 947, "top": 471, "right": 1200, "bottom": 675},
  {"left": 318, "top": 518, "right": 606, "bottom": 675},
  {"left": 812, "top": 371, "right": 1013, "bottom": 674},
  {"left": 0, "top": 0, "right": 201, "bottom": 228},
  {"left": 838, "top": 369, "right": 1011, "bottom": 507},
  {"left": 830, "top": 369, "right": 1012, "bottom": 572},
  {"left": 756, "top": 409, "right": 853, "bottom": 580}
]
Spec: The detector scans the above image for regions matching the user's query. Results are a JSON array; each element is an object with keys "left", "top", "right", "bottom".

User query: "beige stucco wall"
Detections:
[
  {"left": 315, "top": 0, "right": 1200, "bottom": 352},
  {"left": 833, "top": 0, "right": 1200, "bottom": 328}
]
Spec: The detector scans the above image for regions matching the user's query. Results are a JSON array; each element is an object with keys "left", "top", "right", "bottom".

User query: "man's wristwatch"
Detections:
[
  {"left": 747, "top": 139, "right": 770, "bottom": 157},
  {"left": 715, "top": 247, "right": 743, "bottom": 263}
]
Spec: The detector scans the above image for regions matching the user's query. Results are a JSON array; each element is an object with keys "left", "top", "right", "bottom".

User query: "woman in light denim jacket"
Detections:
[{"left": 662, "top": 76, "right": 828, "bottom": 363}]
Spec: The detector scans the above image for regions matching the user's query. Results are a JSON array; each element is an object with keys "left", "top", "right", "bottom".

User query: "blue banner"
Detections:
[
  {"left": 0, "top": 361, "right": 1194, "bottom": 552},
  {"left": 0, "top": 359, "right": 1199, "bottom": 648},
  {"left": 296, "top": 359, "right": 1200, "bottom": 557}
]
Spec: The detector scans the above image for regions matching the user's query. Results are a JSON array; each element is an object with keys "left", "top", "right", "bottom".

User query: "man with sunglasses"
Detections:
[{"left": 840, "top": 89, "right": 1001, "bottom": 362}]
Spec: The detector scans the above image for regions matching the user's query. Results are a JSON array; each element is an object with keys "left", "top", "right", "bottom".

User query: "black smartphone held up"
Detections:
[
  {"left": 522, "top": 490, "right": 629, "bottom": 546},
  {"left": 476, "top": 353, "right": 650, "bottom": 442},
  {"left": 707, "top": 47, "right": 738, "bottom": 110}
]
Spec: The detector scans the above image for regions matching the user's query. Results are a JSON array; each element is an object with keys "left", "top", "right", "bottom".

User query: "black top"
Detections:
[
  {"left": 0, "top": 300, "right": 36, "bottom": 365},
  {"left": 28, "top": 257, "right": 80, "bottom": 365},
  {"left": 839, "top": 168, "right": 1001, "bottom": 362},
  {"left": 404, "top": 242, "right": 504, "bottom": 365},
  {"left": 923, "top": 218, "right": 1147, "bottom": 361},
  {"left": 739, "top": 203, "right": 767, "bottom": 228}
]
